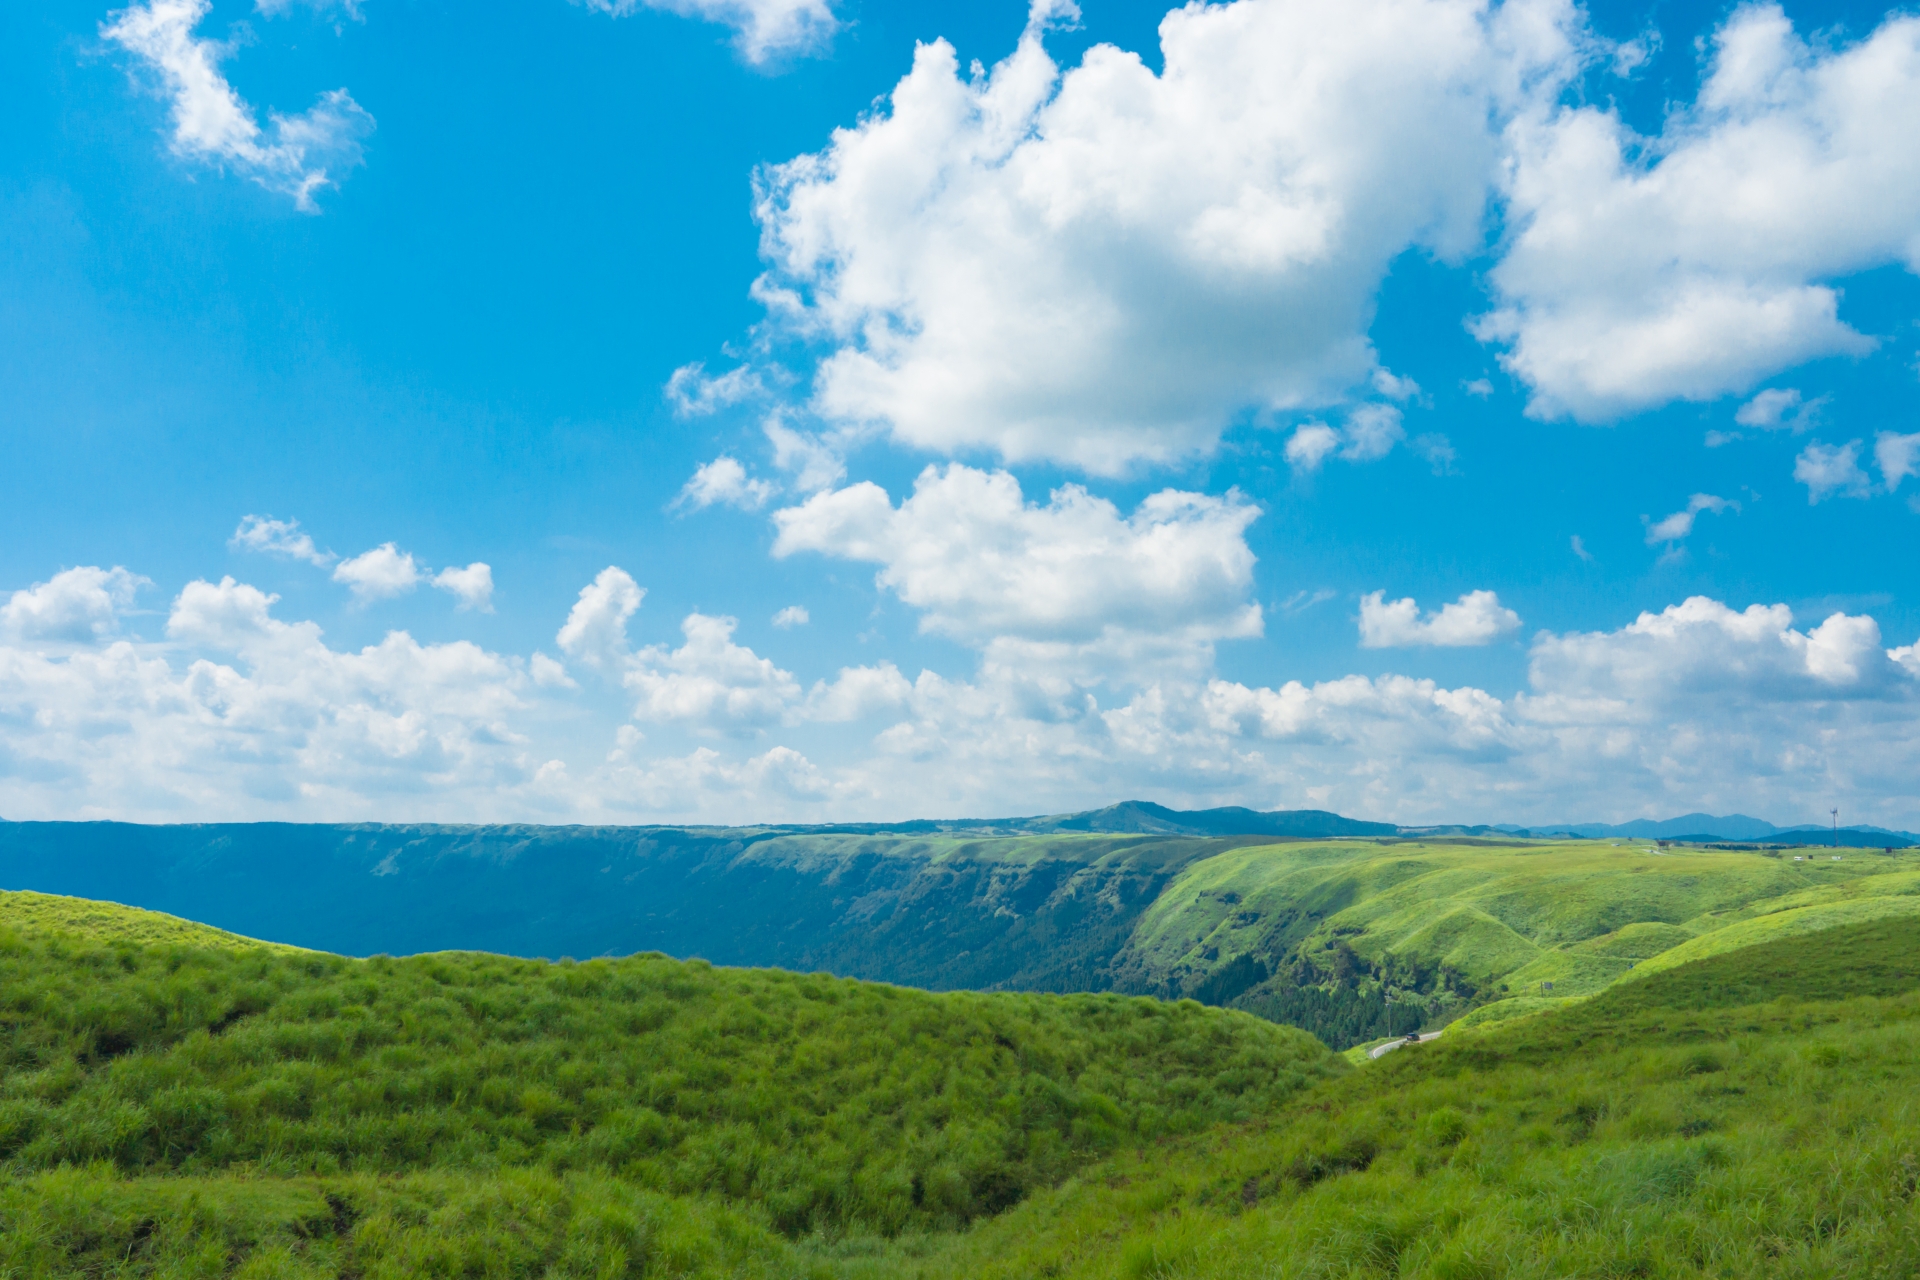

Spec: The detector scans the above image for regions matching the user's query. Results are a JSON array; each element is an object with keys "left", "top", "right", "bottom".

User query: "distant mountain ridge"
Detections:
[
  {"left": 0, "top": 802, "right": 1909, "bottom": 843},
  {"left": 0, "top": 802, "right": 1915, "bottom": 1051},
  {"left": 1519, "top": 813, "right": 1918, "bottom": 845},
  {"left": 1013, "top": 801, "right": 1397, "bottom": 838}
]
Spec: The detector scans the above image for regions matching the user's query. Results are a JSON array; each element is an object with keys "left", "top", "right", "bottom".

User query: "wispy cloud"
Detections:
[
  {"left": 231, "top": 515, "right": 335, "bottom": 567},
  {"left": 1875, "top": 431, "right": 1920, "bottom": 494},
  {"left": 1794, "top": 441, "right": 1873, "bottom": 503},
  {"left": 102, "top": 0, "right": 374, "bottom": 211},
  {"left": 575, "top": 0, "right": 838, "bottom": 65},
  {"left": 665, "top": 363, "right": 764, "bottom": 416},
  {"left": 1735, "top": 387, "right": 1821, "bottom": 432},
  {"left": 254, "top": 0, "right": 364, "bottom": 19},
  {"left": 1644, "top": 493, "right": 1735, "bottom": 546},
  {"left": 1285, "top": 405, "right": 1412, "bottom": 474}
]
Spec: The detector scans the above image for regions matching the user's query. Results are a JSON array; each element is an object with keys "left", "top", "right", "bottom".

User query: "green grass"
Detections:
[
  {"left": 0, "top": 902, "right": 1335, "bottom": 1244},
  {"left": 0, "top": 890, "right": 298, "bottom": 952},
  {"left": 1109, "top": 838, "right": 1920, "bottom": 1045},
  {"left": 820, "top": 913, "right": 1920, "bottom": 1278},
  {"left": 9, "top": 889, "right": 1920, "bottom": 1277},
  {"left": 0, "top": 1167, "right": 805, "bottom": 1280}
]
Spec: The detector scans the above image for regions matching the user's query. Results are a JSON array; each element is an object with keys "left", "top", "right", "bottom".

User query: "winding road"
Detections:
[{"left": 1367, "top": 1030, "right": 1445, "bottom": 1059}]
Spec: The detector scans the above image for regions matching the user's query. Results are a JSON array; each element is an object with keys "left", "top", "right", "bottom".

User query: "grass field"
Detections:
[
  {"left": 819, "top": 912, "right": 1920, "bottom": 1278},
  {"left": 1111, "top": 837, "right": 1920, "bottom": 1044},
  {"left": 0, "top": 890, "right": 1333, "bottom": 1245},
  {"left": 6, "top": 881, "right": 1920, "bottom": 1277},
  {"left": 0, "top": 890, "right": 299, "bottom": 952}
]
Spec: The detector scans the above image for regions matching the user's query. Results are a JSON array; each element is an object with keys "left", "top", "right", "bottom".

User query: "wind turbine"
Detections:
[{"left": 1832, "top": 807, "right": 1840, "bottom": 849}]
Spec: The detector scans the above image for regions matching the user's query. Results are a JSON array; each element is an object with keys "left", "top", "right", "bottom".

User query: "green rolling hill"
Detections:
[
  {"left": 3, "top": 889, "right": 1920, "bottom": 1277},
  {"left": 1108, "top": 837, "right": 1920, "bottom": 1043},
  {"left": 5, "top": 817, "right": 1919, "bottom": 1050},
  {"left": 848, "top": 911, "right": 1920, "bottom": 1279}
]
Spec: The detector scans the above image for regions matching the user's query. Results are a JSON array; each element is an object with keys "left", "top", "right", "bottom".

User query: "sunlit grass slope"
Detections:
[
  {"left": 843, "top": 912, "right": 1920, "bottom": 1279},
  {"left": 0, "top": 888, "right": 299, "bottom": 951},
  {"left": 7, "top": 892, "right": 1920, "bottom": 1278},
  {"left": 0, "top": 894, "right": 1335, "bottom": 1255},
  {"left": 1111, "top": 837, "right": 1920, "bottom": 1044}
]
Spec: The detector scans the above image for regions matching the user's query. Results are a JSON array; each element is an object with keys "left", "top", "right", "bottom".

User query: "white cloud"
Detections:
[
  {"left": 552, "top": 572, "right": 905, "bottom": 735},
  {"left": 1339, "top": 404, "right": 1406, "bottom": 462},
  {"left": 1463, "top": 378, "right": 1494, "bottom": 397},
  {"left": 2, "top": 568, "right": 148, "bottom": 643},
  {"left": 1734, "top": 387, "right": 1816, "bottom": 431},
  {"left": 3, "top": 566, "right": 1919, "bottom": 828},
  {"left": 674, "top": 457, "right": 778, "bottom": 512},
  {"left": 102, "top": 0, "right": 373, "bottom": 212},
  {"left": 1409, "top": 433, "right": 1458, "bottom": 475},
  {"left": 230, "top": 515, "right": 335, "bottom": 566},
  {"left": 166, "top": 576, "right": 317, "bottom": 654},
  {"left": 575, "top": 0, "right": 837, "bottom": 64},
  {"left": 331, "top": 544, "right": 424, "bottom": 602},
  {"left": 555, "top": 567, "right": 645, "bottom": 670},
  {"left": 1876, "top": 431, "right": 1920, "bottom": 492},
  {"left": 772, "top": 605, "right": 809, "bottom": 628},
  {"left": 1526, "top": 597, "right": 1908, "bottom": 702},
  {"left": 625, "top": 613, "right": 804, "bottom": 734},
  {"left": 753, "top": 0, "right": 1581, "bottom": 472},
  {"left": 664, "top": 363, "right": 763, "bottom": 416},
  {"left": 803, "top": 661, "right": 913, "bottom": 723},
  {"left": 1372, "top": 369, "right": 1421, "bottom": 400},
  {"left": 1283, "top": 406, "right": 1412, "bottom": 472},
  {"left": 1794, "top": 440, "right": 1873, "bottom": 502},
  {"left": 255, "top": 0, "right": 364, "bottom": 18},
  {"left": 763, "top": 415, "right": 846, "bottom": 493},
  {"left": 770, "top": 464, "right": 1262, "bottom": 670},
  {"left": 1483, "top": 5, "right": 1920, "bottom": 420},
  {"left": 1570, "top": 534, "right": 1593, "bottom": 561},
  {"left": 1284, "top": 423, "right": 1342, "bottom": 473},
  {"left": 0, "top": 573, "right": 564, "bottom": 822},
  {"left": 1358, "top": 589, "right": 1522, "bottom": 648},
  {"left": 529, "top": 652, "right": 576, "bottom": 689},
  {"left": 849, "top": 591, "right": 1920, "bottom": 825},
  {"left": 587, "top": 744, "right": 844, "bottom": 812},
  {"left": 1643, "top": 493, "right": 1734, "bottom": 545},
  {"left": 433, "top": 563, "right": 495, "bottom": 613}
]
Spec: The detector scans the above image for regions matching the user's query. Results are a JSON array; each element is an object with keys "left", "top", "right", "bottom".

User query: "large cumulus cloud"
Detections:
[{"left": 751, "top": 0, "right": 1581, "bottom": 470}]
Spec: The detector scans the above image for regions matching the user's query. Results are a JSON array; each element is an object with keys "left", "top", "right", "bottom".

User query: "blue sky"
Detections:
[{"left": 2, "top": 0, "right": 1917, "bottom": 827}]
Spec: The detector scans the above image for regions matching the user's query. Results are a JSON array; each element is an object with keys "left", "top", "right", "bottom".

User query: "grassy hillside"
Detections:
[
  {"left": 0, "top": 888, "right": 297, "bottom": 951},
  {"left": 6, "top": 823, "right": 1917, "bottom": 1056},
  {"left": 0, "top": 896, "right": 1334, "bottom": 1246},
  {"left": 1111, "top": 837, "right": 1920, "bottom": 1045},
  {"left": 5, "top": 893, "right": 1920, "bottom": 1277},
  {"left": 831, "top": 913, "right": 1920, "bottom": 1278},
  {"left": 0, "top": 821, "right": 1280, "bottom": 994}
]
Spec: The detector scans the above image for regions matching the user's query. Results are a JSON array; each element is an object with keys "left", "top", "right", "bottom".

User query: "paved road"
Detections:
[{"left": 1367, "top": 1030, "right": 1445, "bottom": 1060}]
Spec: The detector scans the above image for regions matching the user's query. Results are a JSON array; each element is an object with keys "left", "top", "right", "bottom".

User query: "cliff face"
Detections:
[{"left": 0, "top": 821, "right": 1260, "bottom": 991}]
